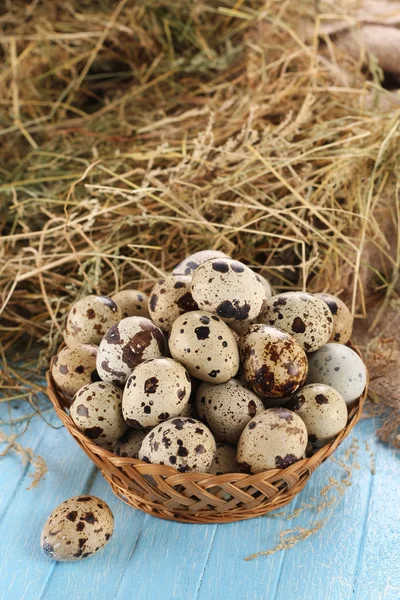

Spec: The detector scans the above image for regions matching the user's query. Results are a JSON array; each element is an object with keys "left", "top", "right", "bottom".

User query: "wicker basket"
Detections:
[{"left": 46, "top": 342, "right": 367, "bottom": 524}]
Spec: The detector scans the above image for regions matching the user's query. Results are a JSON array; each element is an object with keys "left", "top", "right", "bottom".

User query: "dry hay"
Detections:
[{"left": 0, "top": 0, "right": 399, "bottom": 445}]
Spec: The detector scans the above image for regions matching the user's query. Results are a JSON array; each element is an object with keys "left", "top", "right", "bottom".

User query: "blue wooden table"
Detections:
[{"left": 1, "top": 393, "right": 399, "bottom": 600}]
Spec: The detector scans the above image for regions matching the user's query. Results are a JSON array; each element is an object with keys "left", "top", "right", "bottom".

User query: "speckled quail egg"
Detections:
[
  {"left": 191, "top": 258, "right": 266, "bottom": 322},
  {"left": 258, "top": 273, "right": 274, "bottom": 299},
  {"left": 237, "top": 407, "right": 308, "bottom": 473},
  {"left": 169, "top": 311, "right": 239, "bottom": 383},
  {"left": 114, "top": 428, "right": 150, "bottom": 458},
  {"left": 307, "top": 343, "right": 367, "bottom": 405},
  {"left": 111, "top": 289, "right": 149, "bottom": 319},
  {"left": 148, "top": 274, "right": 198, "bottom": 331},
  {"left": 260, "top": 292, "right": 333, "bottom": 352},
  {"left": 70, "top": 382, "right": 127, "bottom": 448},
  {"left": 64, "top": 295, "right": 122, "bottom": 348},
  {"left": 314, "top": 293, "right": 353, "bottom": 344},
  {"left": 41, "top": 495, "right": 113, "bottom": 561},
  {"left": 173, "top": 250, "right": 230, "bottom": 276},
  {"left": 208, "top": 443, "right": 238, "bottom": 475},
  {"left": 240, "top": 324, "right": 308, "bottom": 398},
  {"left": 229, "top": 317, "right": 258, "bottom": 336},
  {"left": 139, "top": 417, "right": 216, "bottom": 473},
  {"left": 286, "top": 383, "right": 348, "bottom": 446},
  {"left": 122, "top": 357, "right": 191, "bottom": 428},
  {"left": 51, "top": 344, "right": 99, "bottom": 404},
  {"left": 195, "top": 379, "right": 264, "bottom": 444},
  {"left": 96, "top": 316, "right": 166, "bottom": 385}
]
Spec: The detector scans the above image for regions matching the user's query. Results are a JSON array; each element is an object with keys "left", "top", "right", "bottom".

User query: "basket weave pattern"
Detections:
[{"left": 46, "top": 343, "right": 367, "bottom": 523}]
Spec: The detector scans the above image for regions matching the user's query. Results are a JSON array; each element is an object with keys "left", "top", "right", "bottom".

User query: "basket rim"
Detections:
[{"left": 46, "top": 339, "right": 367, "bottom": 480}]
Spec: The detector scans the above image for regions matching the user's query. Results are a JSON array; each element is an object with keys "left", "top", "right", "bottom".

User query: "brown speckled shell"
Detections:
[
  {"left": 96, "top": 316, "right": 166, "bottom": 385},
  {"left": 111, "top": 289, "right": 149, "bottom": 319},
  {"left": 260, "top": 292, "right": 333, "bottom": 352},
  {"left": 208, "top": 443, "right": 238, "bottom": 475},
  {"left": 51, "top": 344, "right": 99, "bottom": 404},
  {"left": 237, "top": 408, "right": 308, "bottom": 473},
  {"left": 70, "top": 381, "right": 127, "bottom": 448},
  {"left": 139, "top": 417, "right": 216, "bottom": 473},
  {"left": 64, "top": 295, "right": 122, "bottom": 347},
  {"left": 240, "top": 324, "right": 308, "bottom": 398},
  {"left": 148, "top": 274, "right": 198, "bottom": 332},
  {"left": 113, "top": 428, "right": 150, "bottom": 458},
  {"left": 40, "top": 495, "right": 114, "bottom": 561},
  {"left": 172, "top": 250, "right": 229, "bottom": 276},
  {"left": 314, "top": 293, "right": 353, "bottom": 344}
]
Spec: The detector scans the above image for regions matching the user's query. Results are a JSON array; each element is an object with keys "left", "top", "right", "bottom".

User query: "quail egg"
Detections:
[
  {"left": 70, "top": 381, "right": 127, "bottom": 448},
  {"left": 208, "top": 443, "right": 238, "bottom": 475},
  {"left": 148, "top": 274, "right": 198, "bottom": 331},
  {"left": 41, "top": 495, "right": 113, "bottom": 561},
  {"left": 307, "top": 343, "right": 367, "bottom": 404},
  {"left": 257, "top": 273, "right": 274, "bottom": 299},
  {"left": 51, "top": 344, "right": 99, "bottom": 405},
  {"left": 237, "top": 407, "right": 308, "bottom": 473},
  {"left": 64, "top": 295, "right": 122, "bottom": 347},
  {"left": 286, "top": 383, "right": 348, "bottom": 446},
  {"left": 314, "top": 293, "right": 353, "bottom": 344},
  {"left": 96, "top": 316, "right": 166, "bottom": 385},
  {"left": 240, "top": 324, "right": 308, "bottom": 398},
  {"left": 114, "top": 428, "right": 149, "bottom": 458},
  {"left": 169, "top": 311, "right": 239, "bottom": 383},
  {"left": 173, "top": 250, "right": 230, "bottom": 276},
  {"left": 191, "top": 258, "right": 266, "bottom": 322},
  {"left": 111, "top": 289, "right": 149, "bottom": 319},
  {"left": 195, "top": 379, "right": 264, "bottom": 444},
  {"left": 139, "top": 417, "right": 216, "bottom": 473},
  {"left": 260, "top": 292, "right": 333, "bottom": 352},
  {"left": 122, "top": 357, "right": 191, "bottom": 428}
]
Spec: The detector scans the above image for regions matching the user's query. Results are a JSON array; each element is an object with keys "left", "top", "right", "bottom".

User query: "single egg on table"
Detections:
[
  {"left": 111, "top": 289, "right": 149, "bottom": 319},
  {"left": 64, "top": 295, "right": 122, "bottom": 347},
  {"left": 195, "top": 378, "right": 264, "bottom": 444},
  {"left": 148, "top": 273, "right": 198, "bottom": 331},
  {"left": 286, "top": 383, "right": 348, "bottom": 446},
  {"left": 172, "top": 250, "right": 230, "bottom": 276},
  {"left": 314, "top": 293, "right": 353, "bottom": 344},
  {"left": 96, "top": 316, "right": 166, "bottom": 385},
  {"left": 237, "top": 407, "right": 308, "bottom": 473},
  {"left": 70, "top": 381, "right": 127, "bottom": 448},
  {"left": 122, "top": 357, "right": 191, "bottom": 428},
  {"left": 191, "top": 258, "right": 266, "bottom": 322},
  {"left": 307, "top": 343, "right": 367, "bottom": 405},
  {"left": 41, "top": 495, "right": 114, "bottom": 561},
  {"left": 168, "top": 311, "right": 239, "bottom": 383},
  {"left": 259, "top": 291, "right": 333, "bottom": 352},
  {"left": 51, "top": 344, "right": 99, "bottom": 405},
  {"left": 139, "top": 416, "right": 216, "bottom": 473},
  {"left": 239, "top": 324, "right": 308, "bottom": 398}
]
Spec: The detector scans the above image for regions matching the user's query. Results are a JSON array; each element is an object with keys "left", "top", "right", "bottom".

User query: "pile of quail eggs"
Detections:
[{"left": 51, "top": 249, "right": 367, "bottom": 480}]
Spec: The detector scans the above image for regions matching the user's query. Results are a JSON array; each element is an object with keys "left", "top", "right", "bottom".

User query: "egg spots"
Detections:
[
  {"left": 144, "top": 377, "right": 159, "bottom": 394},
  {"left": 195, "top": 326, "right": 210, "bottom": 340}
]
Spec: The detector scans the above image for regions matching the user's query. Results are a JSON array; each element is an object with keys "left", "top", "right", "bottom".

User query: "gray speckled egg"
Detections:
[
  {"left": 64, "top": 295, "right": 122, "bottom": 347},
  {"left": 96, "top": 317, "right": 166, "bottom": 385},
  {"left": 237, "top": 407, "right": 308, "bottom": 473},
  {"left": 148, "top": 274, "right": 198, "bottom": 331},
  {"left": 111, "top": 289, "right": 149, "bottom": 319},
  {"left": 191, "top": 258, "right": 266, "bottom": 322},
  {"left": 195, "top": 379, "right": 264, "bottom": 444},
  {"left": 314, "top": 293, "right": 353, "bottom": 344},
  {"left": 122, "top": 357, "right": 191, "bottom": 428},
  {"left": 172, "top": 250, "right": 230, "bottom": 276},
  {"left": 139, "top": 417, "right": 216, "bottom": 473},
  {"left": 240, "top": 324, "right": 308, "bottom": 398},
  {"left": 260, "top": 292, "right": 333, "bottom": 352},
  {"left": 169, "top": 311, "right": 239, "bottom": 383},
  {"left": 70, "top": 381, "right": 127, "bottom": 448},
  {"left": 286, "top": 383, "right": 348, "bottom": 446},
  {"left": 51, "top": 344, "right": 99, "bottom": 404},
  {"left": 40, "top": 495, "right": 113, "bottom": 561},
  {"left": 114, "top": 428, "right": 149, "bottom": 458},
  {"left": 208, "top": 443, "right": 238, "bottom": 475},
  {"left": 307, "top": 343, "right": 367, "bottom": 405}
]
